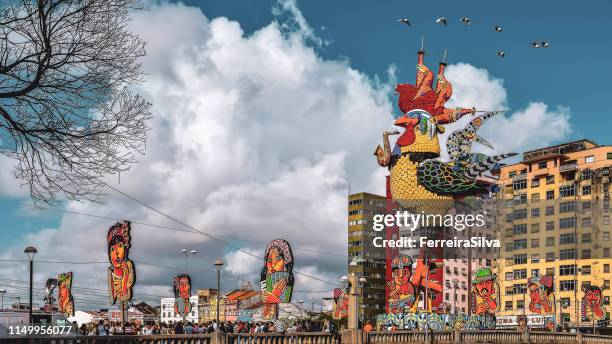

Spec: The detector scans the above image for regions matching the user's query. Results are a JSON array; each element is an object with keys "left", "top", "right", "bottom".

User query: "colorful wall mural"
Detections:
[
  {"left": 173, "top": 273, "right": 192, "bottom": 317},
  {"left": 471, "top": 268, "right": 499, "bottom": 316},
  {"left": 581, "top": 285, "right": 607, "bottom": 322},
  {"left": 527, "top": 275, "right": 555, "bottom": 315},
  {"left": 260, "top": 239, "right": 294, "bottom": 320},
  {"left": 107, "top": 221, "right": 136, "bottom": 304},
  {"left": 332, "top": 287, "right": 349, "bottom": 320}
]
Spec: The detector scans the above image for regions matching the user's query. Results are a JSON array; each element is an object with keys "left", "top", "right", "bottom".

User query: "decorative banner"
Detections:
[
  {"left": 57, "top": 272, "right": 74, "bottom": 317},
  {"left": 332, "top": 288, "right": 349, "bottom": 320},
  {"left": 528, "top": 275, "right": 555, "bottom": 315},
  {"left": 471, "top": 267, "right": 500, "bottom": 315},
  {"left": 42, "top": 278, "right": 58, "bottom": 312},
  {"left": 387, "top": 255, "right": 416, "bottom": 312},
  {"left": 377, "top": 311, "right": 495, "bottom": 330},
  {"left": 107, "top": 221, "right": 136, "bottom": 304},
  {"left": 581, "top": 285, "right": 607, "bottom": 321},
  {"left": 173, "top": 274, "right": 192, "bottom": 317},
  {"left": 260, "top": 239, "right": 294, "bottom": 320}
]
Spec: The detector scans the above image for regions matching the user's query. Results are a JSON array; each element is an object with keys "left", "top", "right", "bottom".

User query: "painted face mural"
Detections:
[
  {"left": 57, "top": 272, "right": 74, "bottom": 317},
  {"left": 528, "top": 275, "right": 555, "bottom": 315},
  {"left": 43, "top": 278, "right": 58, "bottom": 310},
  {"left": 387, "top": 255, "right": 416, "bottom": 312},
  {"left": 173, "top": 274, "right": 192, "bottom": 317},
  {"left": 582, "top": 285, "right": 607, "bottom": 321},
  {"left": 471, "top": 268, "right": 499, "bottom": 315},
  {"left": 332, "top": 288, "right": 349, "bottom": 320},
  {"left": 107, "top": 221, "right": 136, "bottom": 304},
  {"left": 260, "top": 239, "right": 294, "bottom": 320}
]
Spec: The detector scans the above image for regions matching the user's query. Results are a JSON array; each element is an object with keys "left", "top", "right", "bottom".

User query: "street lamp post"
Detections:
[
  {"left": 359, "top": 277, "right": 367, "bottom": 324},
  {"left": 0, "top": 289, "right": 5, "bottom": 310},
  {"left": 181, "top": 249, "right": 197, "bottom": 273},
  {"left": 24, "top": 246, "right": 37, "bottom": 324},
  {"left": 214, "top": 259, "right": 223, "bottom": 323}
]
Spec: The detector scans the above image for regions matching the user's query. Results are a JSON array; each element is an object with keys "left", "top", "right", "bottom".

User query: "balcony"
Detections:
[{"left": 559, "top": 163, "right": 577, "bottom": 173}]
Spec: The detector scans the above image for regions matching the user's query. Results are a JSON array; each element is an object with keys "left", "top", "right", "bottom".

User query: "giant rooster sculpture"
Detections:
[{"left": 374, "top": 51, "right": 514, "bottom": 206}]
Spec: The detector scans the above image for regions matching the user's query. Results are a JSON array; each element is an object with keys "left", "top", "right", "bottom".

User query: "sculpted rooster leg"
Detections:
[{"left": 374, "top": 131, "right": 400, "bottom": 167}]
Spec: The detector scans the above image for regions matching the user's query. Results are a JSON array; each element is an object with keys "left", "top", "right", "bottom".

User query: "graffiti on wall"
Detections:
[
  {"left": 471, "top": 268, "right": 499, "bottom": 316},
  {"left": 581, "top": 285, "right": 607, "bottom": 322},
  {"left": 107, "top": 221, "right": 136, "bottom": 304},
  {"left": 527, "top": 275, "right": 555, "bottom": 315},
  {"left": 260, "top": 239, "right": 294, "bottom": 320}
]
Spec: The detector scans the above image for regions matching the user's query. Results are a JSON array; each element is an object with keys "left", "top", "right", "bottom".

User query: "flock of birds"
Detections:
[{"left": 397, "top": 16, "right": 550, "bottom": 58}]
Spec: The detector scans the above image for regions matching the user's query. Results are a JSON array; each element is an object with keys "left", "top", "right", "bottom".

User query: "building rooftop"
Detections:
[{"left": 522, "top": 139, "right": 598, "bottom": 162}]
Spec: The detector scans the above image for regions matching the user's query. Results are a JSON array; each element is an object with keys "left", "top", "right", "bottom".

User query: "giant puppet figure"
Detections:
[
  {"left": 332, "top": 288, "right": 349, "bottom": 320},
  {"left": 582, "top": 285, "right": 607, "bottom": 321},
  {"left": 107, "top": 221, "right": 136, "bottom": 304},
  {"left": 260, "top": 239, "right": 294, "bottom": 320},
  {"left": 174, "top": 274, "right": 192, "bottom": 317},
  {"left": 528, "top": 275, "right": 555, "bottom": 315},
  {"left": 471, "top": 268, "right": 499, "bottom": 316},
  {"left": 57, "top": 272, "right": 74, "bottom": 317},
  {"left": 42, "top": 278, "right": 58, "bottom": 312}
]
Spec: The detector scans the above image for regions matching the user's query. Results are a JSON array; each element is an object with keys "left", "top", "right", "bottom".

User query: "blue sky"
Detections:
[{"left": 0, "top": 0, "right": 610, "bottom": 306}]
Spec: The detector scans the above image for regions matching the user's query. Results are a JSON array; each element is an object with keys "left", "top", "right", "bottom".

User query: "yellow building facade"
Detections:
[{"left": 496, "top": 140, "right": 612, "bottom": 327}]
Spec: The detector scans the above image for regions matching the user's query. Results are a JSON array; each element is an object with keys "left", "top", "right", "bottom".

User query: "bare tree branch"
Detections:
[{"left": 0, "top": 0, "right": 152, "bottom": 205}]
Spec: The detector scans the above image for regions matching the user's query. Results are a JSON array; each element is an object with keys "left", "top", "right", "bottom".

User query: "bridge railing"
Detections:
[{"left": 227, "top": 332, "right": 338, "bottom": 344}]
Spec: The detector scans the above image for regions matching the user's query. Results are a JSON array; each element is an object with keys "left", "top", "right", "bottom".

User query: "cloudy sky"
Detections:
[{"left": 0, "top": 0, "right": 607, "bottom": 310}]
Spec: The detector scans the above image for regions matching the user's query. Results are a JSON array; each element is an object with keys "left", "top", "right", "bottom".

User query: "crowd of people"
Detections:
[{"left": 73, "top": 318, "right": 339, "bottom": 336}]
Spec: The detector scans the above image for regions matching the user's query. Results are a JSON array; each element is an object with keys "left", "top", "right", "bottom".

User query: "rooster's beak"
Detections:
[{"left": 394, "top": 116, "right": 418, "bottom": 127}]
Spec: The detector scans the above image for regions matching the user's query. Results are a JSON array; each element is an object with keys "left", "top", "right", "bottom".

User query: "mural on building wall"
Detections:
[
  {"left": 174, "top": 274, "right": 192, "bottom": 317},
  {"left": 260, "top": 239, "right": 294, "bottom": 320},
  {"left": 57, "top": 272, "right": 74, "bottom": 317},
  {"left": 107, "top": 221, "right": 136, "bottom": 304},
  {"left": 332, "top": 287, "right": 349, "bottom": 320},
  {"left": 527, "top": 275, "right": 555, "bottom": 315},
  {"left": 581, "top": 285, "right": 607, "bottom": 321},
  {"left": 387, "top": 255, "right": 416, "bottom": 312},
  {"left": 471, "top": 268, "right": 499, "bottom": 316},
  {"left": 377, "top": 311, "right": 495, "bottom": 331},
  {"left": 375, "top": 48, "right": 514, "bottom": 316}
]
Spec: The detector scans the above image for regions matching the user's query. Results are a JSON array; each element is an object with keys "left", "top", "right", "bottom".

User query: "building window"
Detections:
[
  {"left": 583, "top": 201, "right": 592, "bottom": 210},
  {"left": 608, "top": 152, "right": 612, "bottom": 159},
  {"left": 582, "top": 266, "right": 591, "bottom": 275},
  {"left": 514, "top": 193, "right": 527, "bottom": 205},
  {"left": 546, "top": 221, "right": 555, "bottom": 231},
  {"left": 538, "top": 161, "right": 547, "bottom": 169},
  {"left": 532, "top": 179, "right": 540, "bottom": 187},
  {"left": 546, "top": 252, "right": 555, "bottom": 262},
  {"left": 559, "top": 265, "right": 576, "bottom": 276},
  {"left": 513, "top": 208, "right": 527, "bottom": 220},
  {"left": 509, "top": 171, "right": 516, "bottom": 178},
  {"left": 545, "top": 205, "right": 555, "bottom": 216},
  {"left": 532, "top": 269, "right": 540, "bottom": 277},
  {"left": 513, "top": 284, "right": 527, "bottom": 294},
  {"left": 514, "top": 254, "right": 527, "bottom": 265},
  {"left": 546, "top": 237, "right": 555, "bottom": 247},
  {"left": 560, "top": 249, "right": 576, "bottom": 260},
  {"left": 582, "top": 185, "right": 592, "bottom": 196},
  {"left": 582, "top": 233, "right": 592, "bottom": 243},
  {"left": 531, "top": 193, "right": 540, "bottom": 202},
  {"left": 546, "top": 190, "right": 555, "bottom": 199},
  {"left": 559, "top": 280, "right": 576, "bottom": 291},
  {"left": 531, "top": 223, "right": 540, "bottom": 233},
  {"left": 605, "top": 264, "right": 610, "bottom": 274},
  {"left": 505, "top": 272, "right": 514, "bottom": 281},
  {"left": 546, "top": 268, "right": 555, "bottom": 276},
  {"left": 559, "top": 184, "right": 576, "bottom": 197},
  {"left": 582, "top": 217, "right": 592, "bottom": 227},
  {"left": 605, "top": 216, "right": 611, "bottom": 225},
  {"left": 546, "top": 176, "right": 555, "bottom": 185},
  {"left": 531, "top": 208, "right": 540, "bottom": 218},
  {"left": 531, "top": 239, "right": 540, "bottom": 248},
  {"left": 604, "top": 232, "right": 610, "bottom": 241},
  {"left": 513, "top": 224, "right": 527, "bottom": 235},
  {"left": 582, "top": 250, "right": 591, "bottom": 259},
  {"left": 559, "top": 217, "right": 576, "bottom": 229},
  {"left": 505, "top": 301, "right": 513, "bottom": 310},
  {"left": 559, "top": 201, "right": 576, "bottom": 213},
  {"left": 514, "top": 269, "right": 527, "bottom": 279},
  {"left": 513, "top": 179, "right": 527, "bottom": 190},
  {"left": 531, "top": 254, "right": 540, "bottom": 263},
  {"left": 517, "top": 300, "right": 525, "bottom": 309},
  {"left": 514, "top": 239, "right": 527, "bottom": 250},
  {"left": 585, "top": 155, "right": 595, "bottom": 163},
  {"left": 604, "top": 248, "right": 611, "bottom": 258},
  {"left": 581, "top": 170, "right": 593, "bottom": 180},
  {"left": 559, "top": 233, "right": 576, "bottom": 245}
]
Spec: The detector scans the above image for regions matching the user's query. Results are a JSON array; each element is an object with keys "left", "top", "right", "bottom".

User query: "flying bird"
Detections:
[
  {"left": 398, "top": 18, "right": 412, "bottom": 27},
  {"left": 530, "top": 42, "right": 541, "bottom": 48},
  {"left": 493, "top": 26, "right": 503, "bottom": 32},
  {"left": 497, "top": 51, "right": 505, "bottom": 58},
  {"left": 460, "top": 17, "right": 471, "bottom": 26},
  {"left": 541, "top": 41, "right": 550, "bottom": 48},
  {"left": 436, "top": 17, "right": 448, "bottom": 26}
]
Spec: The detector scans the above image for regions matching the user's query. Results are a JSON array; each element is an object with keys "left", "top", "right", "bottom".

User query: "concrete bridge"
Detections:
[{"left": 2, "top": 330, "right": 612, "bottom": 344}]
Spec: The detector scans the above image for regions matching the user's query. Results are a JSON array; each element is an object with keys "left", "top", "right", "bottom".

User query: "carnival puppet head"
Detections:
[
  {"left": 107, "top": 221, "right": 132, "bottom": 267},
  {"left": 582, "top": 285, "right": 606, "bottom": 320},
  {"left": 57, "top": 272, "right": 74, "bottom": 317},
  {"left": 260, "top": 239, "right": 294, "bottom": 303},
  {"left": 528, "top": 275, "right": 555, "bottom": 314},
  {"left": 174, "top": 274, "right": 192, "bottom": 299}
]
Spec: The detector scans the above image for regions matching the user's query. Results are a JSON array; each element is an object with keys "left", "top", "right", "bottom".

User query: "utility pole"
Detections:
[{"left": 214, "top": 259, "right": 223, "bottom": 323}]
